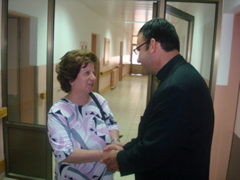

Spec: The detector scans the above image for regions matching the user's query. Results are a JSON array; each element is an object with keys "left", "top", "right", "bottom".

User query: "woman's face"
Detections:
[{"left": 70, "top": 62, "right": 96, "bottom": 95}]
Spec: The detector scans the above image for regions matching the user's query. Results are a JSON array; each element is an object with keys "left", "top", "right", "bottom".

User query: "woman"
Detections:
[{"left": 47, "top": 49, "right": 121, "bottom": 180}]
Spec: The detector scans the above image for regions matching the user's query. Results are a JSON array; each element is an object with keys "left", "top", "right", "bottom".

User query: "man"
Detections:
[{"left": 101, "top": 18, "right": 214, "bottom": 180}]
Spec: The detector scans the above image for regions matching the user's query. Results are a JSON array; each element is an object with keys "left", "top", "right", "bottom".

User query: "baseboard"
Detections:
[{"left": 99, "top": 85, "right": 111, "bottom": 95}]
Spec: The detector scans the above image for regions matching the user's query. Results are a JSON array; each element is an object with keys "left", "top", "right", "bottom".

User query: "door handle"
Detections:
[{"left": 0, "top": 107, "right": 7, "bottom": 118}]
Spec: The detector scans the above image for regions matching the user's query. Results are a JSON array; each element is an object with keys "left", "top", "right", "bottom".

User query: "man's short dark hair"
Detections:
[{"left": 139, "top": 18, "right": 180, "bottom": 52}]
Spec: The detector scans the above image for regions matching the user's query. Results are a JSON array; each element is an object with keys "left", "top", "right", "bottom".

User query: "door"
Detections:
[
  {"left": 1, "top": 0, "right": 55, "bottom": 179},
  {"left": 8, "top": 15, "right": 35, "bottom": 124},
  {"left": 147, "top": 0, "right": 222, "bottom": 102},
  {"left": 147, "top": 1, "right": 194, "bottom": 102}
]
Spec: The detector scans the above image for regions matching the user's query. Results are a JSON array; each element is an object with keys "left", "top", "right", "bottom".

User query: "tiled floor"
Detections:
[
  {"left": 102, "top": 74, "right": 148, "bottom": 180},
  {"left": 102, "top": 74, "right": 148, "bottom": 145},
  {"left": 1, "top": 75, "right": 148, "bottom": 180}
]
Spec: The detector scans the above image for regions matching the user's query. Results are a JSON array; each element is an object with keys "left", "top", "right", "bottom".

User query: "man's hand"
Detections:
[
  {"left": 104, "top": 144, "right": 124, "bottom": 151},
  {"left": 111, "top": 140, "right": 125, "bottom": 147},
  {"left": 101, "top": 150, "right": 119, "bottom": 172}
]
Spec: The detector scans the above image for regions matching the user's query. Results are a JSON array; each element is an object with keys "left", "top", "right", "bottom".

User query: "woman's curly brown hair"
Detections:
[{"left": 56, "top": 49, "right": 97, "bottom": 93}]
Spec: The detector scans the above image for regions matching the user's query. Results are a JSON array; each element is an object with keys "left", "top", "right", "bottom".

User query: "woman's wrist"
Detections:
[
  {"left": 111, "top": 138, "right": 120, "bottom": 144},
  {"left": 99, "top": 150, "right": 103, "bottom": 156},
  {"left": 98, "top": 150, "right": 104, "bottom": 160}
]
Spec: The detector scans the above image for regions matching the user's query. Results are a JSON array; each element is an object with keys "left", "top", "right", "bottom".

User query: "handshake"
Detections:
[{"left": 100, "top": 142, "right": 124, "bottom": 173}]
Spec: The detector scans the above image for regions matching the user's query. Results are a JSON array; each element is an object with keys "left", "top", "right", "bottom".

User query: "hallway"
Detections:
[
  {"left": 102, "top": 74, "right": 148, "bottom": 180},
  {"left": 102, "top": 75, "right": 148, "bottom": 144}
]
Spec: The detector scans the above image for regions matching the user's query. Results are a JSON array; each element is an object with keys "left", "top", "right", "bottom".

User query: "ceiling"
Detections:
[
  {"left": 77, "top": 0, "right": 191, "bottom": 36},
  {"left": 78, "top": 0, "right": 156, "bottom": 35}
]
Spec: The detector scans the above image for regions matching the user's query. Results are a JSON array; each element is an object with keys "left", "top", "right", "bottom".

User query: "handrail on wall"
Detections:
[
  {"left": 100, "top": 69, "right": 112, "bottom": 75},
  {"left": 100, "top": 67, "right": 120, "bottom": 76},
  {"left": 0, "top": 107, "right": 7, "bottom": 118}
]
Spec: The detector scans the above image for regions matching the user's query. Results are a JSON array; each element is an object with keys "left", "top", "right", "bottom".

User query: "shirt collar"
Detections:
[{"left": 156, "top": 54, "right": 186, "bottom": 83}]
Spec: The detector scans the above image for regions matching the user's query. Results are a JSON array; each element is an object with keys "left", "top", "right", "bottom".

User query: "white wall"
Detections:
[
  {"left": 217, "top": 0, "right": 240, "bottom": 86},
  {"left": 223, "top": 0, "right": 240, "bottom": 13},
  {"left": 52, "top": 0, "right": 132, "bottom": 101},
  {"left": 216, "top": 14, "right": 233, "bottom": 86},
  {"left": 9, "top": 0, "right": 132, "bottom": 67},
  {"left": 9, "top": 0, "right": 48, "bottom": 66},
  {"left": 54, "top": 0, "right": 131, "bottom": 67},
  {"left": 187, "top": 3, "right": 216, "bottom": 80}
]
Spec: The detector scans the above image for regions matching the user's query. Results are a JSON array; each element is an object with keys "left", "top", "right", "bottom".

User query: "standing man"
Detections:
[{"left": 101, "top": 18, "right": 214, "bottom": 180}]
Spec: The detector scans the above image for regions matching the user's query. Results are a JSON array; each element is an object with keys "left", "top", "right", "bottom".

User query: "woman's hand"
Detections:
[{"left": 103, "top": 144, "right": 124, "bottom": 152}]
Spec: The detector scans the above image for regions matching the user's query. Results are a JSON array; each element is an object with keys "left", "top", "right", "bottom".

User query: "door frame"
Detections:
[
  {"left": 1, "top": 0, "right": 55, "bottom": 179},
  {"left": 147, "top": 1, "right": 195, "bottom": 103},
  {"left": 92, "top": 33, "right": 100, "bottom": 93},
  {"left": 147, "top": 0, "right": 222, "bottom": 102}
]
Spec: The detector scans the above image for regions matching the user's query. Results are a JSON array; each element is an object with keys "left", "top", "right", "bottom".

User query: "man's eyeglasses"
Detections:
[{"left": 133, "top": 40, "right": 150, "bottom": 55}]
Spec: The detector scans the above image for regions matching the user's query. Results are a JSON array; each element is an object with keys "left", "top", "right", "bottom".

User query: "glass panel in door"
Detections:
[
  {"left": 166, "top": 1, "right": 216, "bottom": 87},
  {"left": 8, "top": 0, "right": 49, "bottom": 125},
  {"left": 147, "top": 1, "right": 195, "bottom": 102},
  {"left": 3, "top": 0, "right": 53, "bottom": 179}
]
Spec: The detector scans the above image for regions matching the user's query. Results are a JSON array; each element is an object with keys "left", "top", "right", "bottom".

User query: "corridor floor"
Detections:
[{"left": 102, "top": 75, "right": 148, "bottom": 180}]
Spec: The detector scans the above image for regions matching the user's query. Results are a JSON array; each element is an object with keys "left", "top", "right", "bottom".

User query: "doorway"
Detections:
[
  {"left": 1, "top": 0, "right": 55, "bottom": 179},
  {"left": 8, "top": 13, "right": 36, "bottom": 124},
  {"left": 146, "top": 1, "right": 220, "bottom": 102}
]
